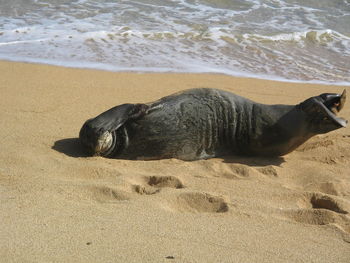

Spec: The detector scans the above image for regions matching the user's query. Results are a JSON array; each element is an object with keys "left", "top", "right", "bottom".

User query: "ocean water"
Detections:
[{"left": 0, "top": 0, "right": 349, "bottom": 84}]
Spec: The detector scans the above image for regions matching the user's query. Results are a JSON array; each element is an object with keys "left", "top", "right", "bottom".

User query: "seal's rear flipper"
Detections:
[
  {"left": 300, "top": 90, "right": 347, "bottom": 134},
  {"left": 79, "top": 103, "right": 149, "bottom": 156}
]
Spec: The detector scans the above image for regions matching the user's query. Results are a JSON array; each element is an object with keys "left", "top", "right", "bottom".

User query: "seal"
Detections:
[{"left": 79, "top": 88, "right": 347, "bottom": 160}]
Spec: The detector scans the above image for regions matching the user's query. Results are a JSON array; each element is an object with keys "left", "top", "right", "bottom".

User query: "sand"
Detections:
[{"left": 1, "top": 60, "right": 349, "bottom": 262}]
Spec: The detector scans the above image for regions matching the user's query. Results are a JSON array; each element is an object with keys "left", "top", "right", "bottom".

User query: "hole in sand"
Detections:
[
  {"left": 148, "top": 176, "right": 184, "bottom": 189},
  {"left": 175, "top": 192, "right": 228, "bottom": 213},
  {"left": 310, "top": 194, "right": 348, "bottom": 214},
  {"left": 133, "top": 185, "right": 160, "bottom": 195}
]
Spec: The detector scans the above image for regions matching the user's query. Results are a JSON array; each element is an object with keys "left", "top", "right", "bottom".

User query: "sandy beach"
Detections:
[{"left": 1, "top": 60, "right": 349, "bottom": 262}]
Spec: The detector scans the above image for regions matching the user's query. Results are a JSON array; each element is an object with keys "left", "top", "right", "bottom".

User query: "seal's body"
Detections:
[{"left": 79, "top": 88, "right": 346, "bottom": 160}]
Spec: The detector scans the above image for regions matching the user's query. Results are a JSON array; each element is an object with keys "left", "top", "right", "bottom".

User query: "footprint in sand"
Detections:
[
  {"left": 296, "top": 138, "right": 334, "bottom": 152},
  {"left": 133, "top": 185, "right": 160, "bottom": 195},
  {"left": 90, "top": 185, "right": 130, "bottom": 202},
  {"left": 172, "top": 192, "right": 229, "bottom": 213},
  {"left": 148, "top": 175, "right": 184, "bottom": 189},
  {"left": 304, "top": 181, "right": 350, "bottom": 197},
  {"left": 256, "top": 165, "right": 278, "bottom": 177},
  {"left": 284, "top": 192, "right": 350, "bottom": 234},
  {"left": 222, "top": 164, "right": 279, "bottom": 179},
  {"left": 133, "top": 175, "right": 184, "bottom": 195},
  {"left": 220, "top": 164, "right": 251, "bottom": 179},
  {"left": 131, "top": 176, "right": 229, "bottom": 214},
  {"left": 309, "top": 193, "right": 349, "bottom": 214}
]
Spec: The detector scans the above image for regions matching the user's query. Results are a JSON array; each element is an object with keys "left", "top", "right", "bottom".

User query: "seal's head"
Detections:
[
  {"left": 299, "top": 90, "right": 347, "bottom": 134},
  {"left": 79, "top": 119, "right": 118, "bottom": 157},
  {"left": 79, "top": 103, "right": 148, "bottom": 157}
]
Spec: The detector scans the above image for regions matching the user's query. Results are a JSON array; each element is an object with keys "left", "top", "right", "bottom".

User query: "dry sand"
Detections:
[{"left": 1, "top": 60, "right": 350, "bottom": 262}]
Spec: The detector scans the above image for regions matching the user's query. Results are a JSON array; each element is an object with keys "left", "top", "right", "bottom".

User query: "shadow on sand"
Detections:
[
  {"left": 52, "top": 138, "right": 285, "bottom": 166},
  {"left": 52, "top": 138, "right": 89, "bottom": 158},
  {"left": 220, "top": 155, "right": 285, "bottom": 167}
]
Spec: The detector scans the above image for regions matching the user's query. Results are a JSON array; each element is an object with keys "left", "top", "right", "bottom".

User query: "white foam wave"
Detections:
[
  {"left": 0, "top": 0, "right": 349, "bottom": 84},
  {"left": 0, "top": 38, "right": 50, "bottom": 46},
  {"left": 243, "top": 29, "right": 350, "bottom": 44}
]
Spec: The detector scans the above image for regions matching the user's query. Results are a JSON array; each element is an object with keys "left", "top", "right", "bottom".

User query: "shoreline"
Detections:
[
  {"left": 1, "top": 60, "right": 349, "bottom": 262},
  {"left": 1, "top": 57, "right": 349, "bottom": 87}
]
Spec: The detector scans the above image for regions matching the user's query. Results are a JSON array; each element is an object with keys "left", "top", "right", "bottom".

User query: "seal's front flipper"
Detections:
[
  {"left": 86, "top": 103, "right": 149, "bottom": 131},
  {"left": 79, "top": 103, "right": 149, "bottom": 156}
]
